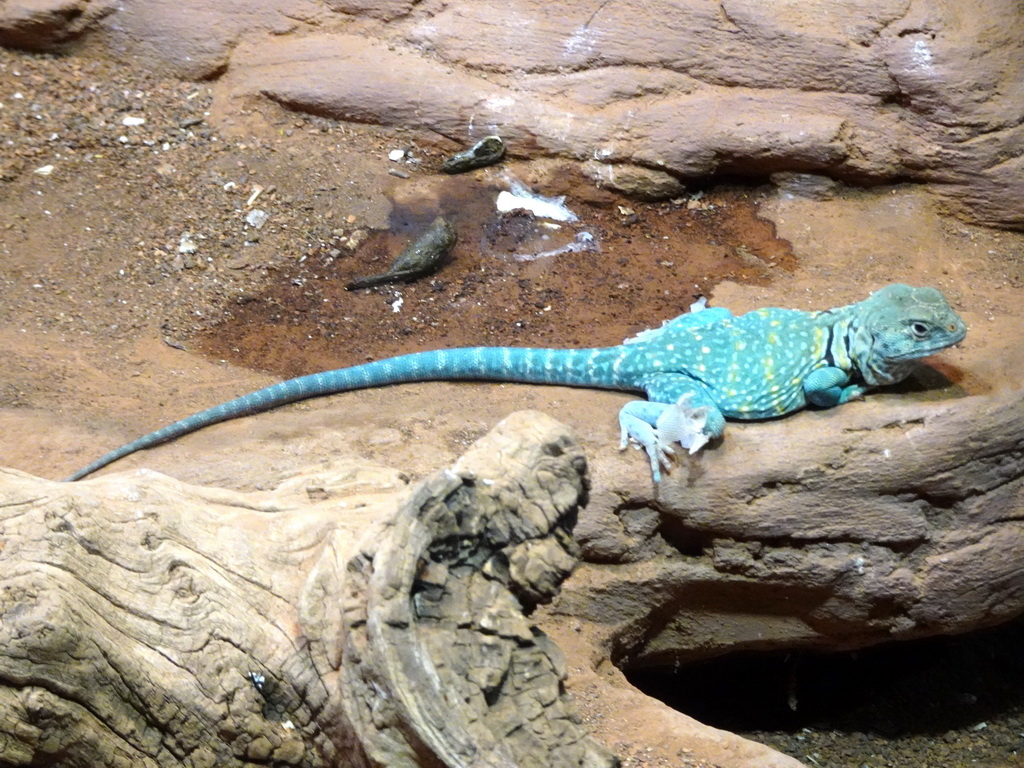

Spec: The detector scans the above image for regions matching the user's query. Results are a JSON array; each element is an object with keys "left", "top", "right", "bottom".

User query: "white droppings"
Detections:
[
  {"left": 911, "top": 39, "right": 935, "bottom": 71},
  {"left": 244, "top": 209, "right": 269, "bottom": 229},
  {"left": 563, "top": 24, "right": 598, "bottom": 57},
  {"left": 483, "top": 95, "right": 516, "bottom": 112},
  {"left": 496, "top": 186, "right": 578, "bottom": 222}
]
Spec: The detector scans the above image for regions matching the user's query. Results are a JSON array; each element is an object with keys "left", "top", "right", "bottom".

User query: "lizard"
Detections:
[{"left": 66, "top": 283, "right": 967, "bottom": 482}]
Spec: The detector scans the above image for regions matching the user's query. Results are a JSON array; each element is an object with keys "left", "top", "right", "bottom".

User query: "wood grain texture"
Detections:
[{"left": 0, "top": 411, "right": 614, "bottom": 768}]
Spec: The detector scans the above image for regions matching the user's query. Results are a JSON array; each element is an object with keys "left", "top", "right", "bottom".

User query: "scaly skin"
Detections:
[{"left": 67, "top": 284, "right": 967, "bottom": 482}]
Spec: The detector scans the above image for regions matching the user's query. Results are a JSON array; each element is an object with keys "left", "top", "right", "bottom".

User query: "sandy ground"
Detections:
[{"left": 2, "top": 43, "right": 1024, "bottom": 768}]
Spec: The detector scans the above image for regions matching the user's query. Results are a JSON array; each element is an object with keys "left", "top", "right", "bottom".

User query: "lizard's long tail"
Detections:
[{"left": 66, "top": 345, "right": 636, "bottom": 481}]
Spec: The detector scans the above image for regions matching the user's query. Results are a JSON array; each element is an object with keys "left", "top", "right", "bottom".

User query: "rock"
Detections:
[
  {"left": 323, "top": 0, "right": 415, "bottom": 20},
  {"left": 11, "top": 0, "right": 1021, "bottom": 227},
  {"left": 0, "top": 0, "right": 114, "bottom": 50},
  {"left": 582, "top": 160, "right": 686, "bottom": 201},
  {"left": 559, "top": 388, "right": 1024, "bottom": 666},
  {"left": 210, "top": 0, "right": 1019, "bottom": 230},
  {"left": 770, "top": 172, "right": 839, "bottom": 201},
  {"left": 12, "top": 0, "right": 1020, "bottom": 227},
  {"left": 221, "top": 33, "right": 491, "bottom": 133},
  {"left": 98, "top": 0, "right": 318, "bottom": 81}
]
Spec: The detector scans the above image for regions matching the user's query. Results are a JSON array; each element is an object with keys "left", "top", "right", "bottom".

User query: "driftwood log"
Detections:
[{"left": 0, "top": 412, "right": 618, "bottom": 768}]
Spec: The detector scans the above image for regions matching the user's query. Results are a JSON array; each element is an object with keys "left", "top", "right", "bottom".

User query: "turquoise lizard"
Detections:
[{"left": 67, "top": 284, "right": 966, "bottom": 482}]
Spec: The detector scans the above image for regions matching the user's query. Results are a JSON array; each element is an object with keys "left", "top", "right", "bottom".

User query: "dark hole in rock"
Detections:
[{"left": 625, "top": 614, "right": 1024, "bottom": 765}]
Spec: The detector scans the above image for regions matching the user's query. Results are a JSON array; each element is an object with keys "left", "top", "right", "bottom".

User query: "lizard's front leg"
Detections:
[
  {"left": 803, "top": 366, "right": 870, "bottom": 407},
  {"left": 620, "top": 376, "right": 725, "bottom": 481}
]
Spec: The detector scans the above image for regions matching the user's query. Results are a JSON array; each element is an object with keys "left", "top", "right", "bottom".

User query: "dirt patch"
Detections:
[
  {"left": 196, "top": 170, "right": 795, "bottom": 378},
  {"left": 0, "top": 43, "right": 793, "bottom": 385}
]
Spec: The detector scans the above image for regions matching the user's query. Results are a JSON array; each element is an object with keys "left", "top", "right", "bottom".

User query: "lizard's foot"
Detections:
[
  {"left": 618, "top": 394, "right": 710, "bottom": 482},
  {"left": 656, "top": 393, "right": 710, "bottom": 455}
]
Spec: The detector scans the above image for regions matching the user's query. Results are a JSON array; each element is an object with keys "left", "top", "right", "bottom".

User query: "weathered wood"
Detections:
[
  {"left": 337, "top": 414, "right": 612, "bottom": 768},
  {"left": 0, "top": 412, "right": 615, "bottom": 768}
]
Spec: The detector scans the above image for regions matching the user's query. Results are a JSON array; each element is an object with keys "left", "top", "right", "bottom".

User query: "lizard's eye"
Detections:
[{"left": 911, "top": 322, "right": 929, "bottom": 338}]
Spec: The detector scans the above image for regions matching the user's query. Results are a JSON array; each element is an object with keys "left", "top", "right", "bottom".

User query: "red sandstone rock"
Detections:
[{"left": 3, "top": 0, "right": 1020, "bottom": 227}]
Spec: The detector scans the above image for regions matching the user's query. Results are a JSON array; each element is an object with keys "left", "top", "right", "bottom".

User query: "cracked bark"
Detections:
[{"left": 0, "top": 411, "right": 617, "bottom": 768}]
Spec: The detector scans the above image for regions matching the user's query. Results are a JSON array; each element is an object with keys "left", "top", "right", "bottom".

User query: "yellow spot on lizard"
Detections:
[{"left": 814, "top": 327, "right": 826, "bottom": 355}]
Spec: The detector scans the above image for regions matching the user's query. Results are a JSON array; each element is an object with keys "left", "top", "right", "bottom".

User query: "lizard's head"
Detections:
[{"left": 856, "top": 284, "right": 967, "bottom": 383}]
